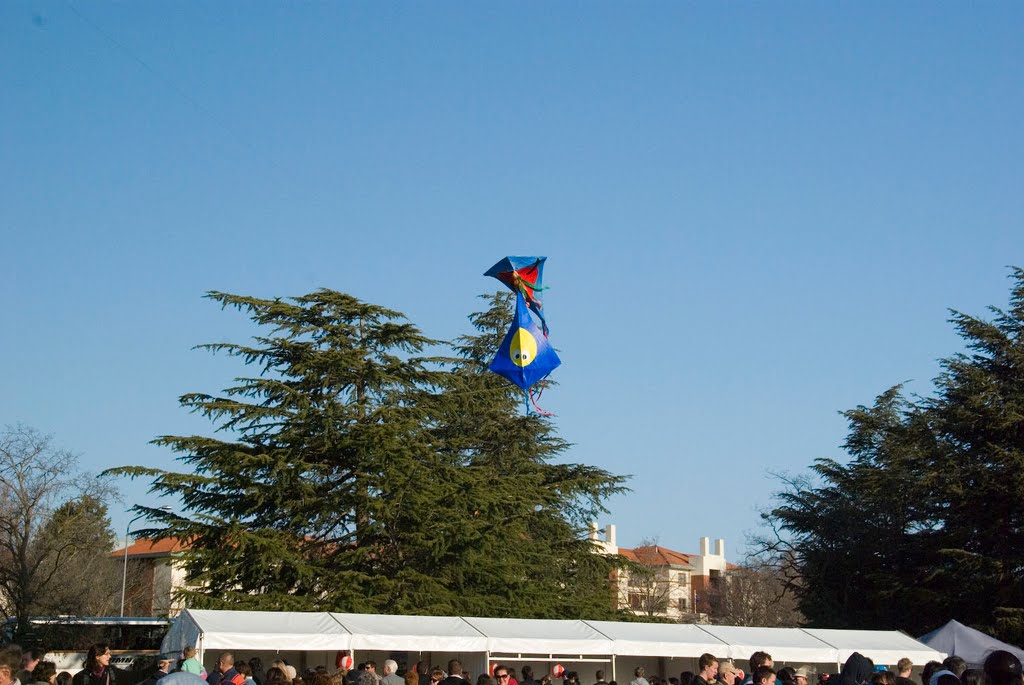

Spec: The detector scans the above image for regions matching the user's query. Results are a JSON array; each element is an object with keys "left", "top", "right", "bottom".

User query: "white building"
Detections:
[{"left": 590, "top": 523, "right": 729, "bottom": 621}]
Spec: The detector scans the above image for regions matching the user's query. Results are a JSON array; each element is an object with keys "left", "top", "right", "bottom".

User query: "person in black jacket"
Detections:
[
  {"left": 520, "top": 667, "right": 539, "bottom": 685},
  {"left": 893, "top": 660, "right": 913, "bottom": 685},
  {"left": 72, "top": 645, "right": 116, "bottom": 685},
  {"left": 438, "top": 662, "right": 466, "bottom": 685},
  {"left": 838, "top": 654, "right": 873, "bottom": 685},
  {"left": 693, "top": 656, "right": 719, "bottom": 685}
]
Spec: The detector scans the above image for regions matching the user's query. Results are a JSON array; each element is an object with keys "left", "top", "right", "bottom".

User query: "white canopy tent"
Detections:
[
  {"left": 160, "top": 609, "right": 946, "bottom": 678},
  {"left": 918, "top": 620, "right": 1024, "bottom": 668}
]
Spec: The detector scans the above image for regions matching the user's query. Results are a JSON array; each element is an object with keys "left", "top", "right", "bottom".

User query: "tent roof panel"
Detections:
[
  {"left": 463, "top": 617, "right": 613, "bottom": 655},
  {"left": 330, "top": 614, "right": 487, "bottom": 652},
  {"left": 803, "top": 629, "right": 946, "bottom": 666},
  {"left": 184, "top": 610, "right": 351, "bottom": 651},
  {"left": 584, "top": 621, "right": 727, "bottom": 657},
  {"left": 697, "top": 626, "right": 838, "bottom": 663}
]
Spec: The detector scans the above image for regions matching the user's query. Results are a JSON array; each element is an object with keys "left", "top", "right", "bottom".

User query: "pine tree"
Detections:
[
  {"left": 112, "top": 289, "right": 627, "bottom": 617},
  {"left": 425, "top": 292, "right": 628, "bottom": 618},
  {"left": 760, "top": 268, "right": 1024, "bottom": 639}
]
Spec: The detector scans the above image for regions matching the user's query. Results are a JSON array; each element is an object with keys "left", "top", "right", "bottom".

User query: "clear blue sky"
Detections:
[{"left": 2, "top": 2, "right": 1022, "bottom": 560}]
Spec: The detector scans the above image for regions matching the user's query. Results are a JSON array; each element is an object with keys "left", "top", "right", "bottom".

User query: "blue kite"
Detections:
[{"left": 489, "top": 289, "right": 561, "bottom": 413}]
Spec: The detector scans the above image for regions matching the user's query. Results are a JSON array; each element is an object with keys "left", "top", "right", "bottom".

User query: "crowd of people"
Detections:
[
  {"left": 2, "top": 643, "right": 1024, "bottom": 685},
  {"left": 619, "top": 650, "right": 1024, "bottom": 685}
]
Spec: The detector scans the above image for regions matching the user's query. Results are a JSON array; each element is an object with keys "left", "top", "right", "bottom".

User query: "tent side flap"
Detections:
[
  {"left": 161, "top": 609, "right": 203, "bottom": 659},
  {"left": 200, "top": 632, "right": 350, "bottom": 652},
  {"left": 347, "top": 635, "right": 489, "bottom": 652}
]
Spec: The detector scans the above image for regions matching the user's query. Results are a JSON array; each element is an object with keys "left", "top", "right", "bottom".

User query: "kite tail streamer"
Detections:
[
  {"left": 534, "top": 309, "right": 549, "bottom": 337},
  {"left": 529, "top": 387, "right": 554, "bottom": 416}
]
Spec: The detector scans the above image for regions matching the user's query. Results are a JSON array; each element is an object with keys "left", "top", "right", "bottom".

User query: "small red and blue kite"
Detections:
[
  {"left": 485, "top": 256, "right": 560, "bottom": 414},
  {"left": 484, "top": 256, "right": 548, "bottom": 335}
]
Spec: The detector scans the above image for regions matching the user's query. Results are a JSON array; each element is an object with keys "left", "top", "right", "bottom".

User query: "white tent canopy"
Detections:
[
  {"left": 918, "top": 620, "right": 1024, "bottom": 668},
  {"left": 463, "top": 617, "right": 613, "bottom": 655},
  {"left": 582, "top": 621, "right": 727, "bottom": 658},
  {"left": 331, "top": 613, "right": 488, "bottom": 653},
  {"left": 164, "top": 610, "right": 351, "bottom": 655},
  {"left": 804, "top": 629, "right": 942, "bottom": 667},
  {"left": 161, "top": 609, "right": 946, "bottom": 667},
  {"left": 696, "top": 626, "right": 838, "bottom": 664}
]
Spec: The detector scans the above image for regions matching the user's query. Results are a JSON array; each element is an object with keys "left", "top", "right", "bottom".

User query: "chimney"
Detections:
[
  {"left": 588, "top": 522, "right": 599, "bottom": 541},
  {"left": 715, "top": 538, "right": 725, "bottom": 557},
  {"left": 700, "top": 536, "right": 710, "bottom": 556},
  {"left": 605, "top": 524, "right": 617, "bottom": 547}
]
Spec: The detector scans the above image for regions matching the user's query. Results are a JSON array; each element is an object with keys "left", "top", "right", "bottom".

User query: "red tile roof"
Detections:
[
  {"left": 111, "top": 537, "right": 190, "bottom": 558},
  {"left": 619, "top": 545, "right": 695, "bottom": 567}
]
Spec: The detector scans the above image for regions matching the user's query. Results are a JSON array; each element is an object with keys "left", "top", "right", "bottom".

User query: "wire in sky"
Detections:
[{"left": 63, "top": 0, "right": 269, "bottom": 161}]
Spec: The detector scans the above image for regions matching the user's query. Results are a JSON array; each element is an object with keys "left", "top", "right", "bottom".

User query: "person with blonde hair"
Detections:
[{"left": 180, "top": 648, "right": 203, "bottom": 676}]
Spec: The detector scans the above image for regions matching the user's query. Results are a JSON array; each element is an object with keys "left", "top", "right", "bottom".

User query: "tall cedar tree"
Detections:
[
  {"left": 760, "top": 268, "right": 1024, "bottom": 641},
  {"left": 111, "top": 289, "right": 627, "bottom": 617}
]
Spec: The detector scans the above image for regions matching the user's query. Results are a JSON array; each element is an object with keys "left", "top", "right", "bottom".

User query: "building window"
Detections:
[
  {"left": 678, "top": 597, "right": 689, "bottom": 611},
  {"left": 710, "top": 569, "right": 723, "bottom": 588}
]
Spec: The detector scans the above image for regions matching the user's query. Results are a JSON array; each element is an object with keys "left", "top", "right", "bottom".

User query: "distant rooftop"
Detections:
[
  {"left": 111, "top": 537, "right": 188, "bottom": 558},
  {"left": 619, "top": 544, "right": 695, "bottom": 566}
]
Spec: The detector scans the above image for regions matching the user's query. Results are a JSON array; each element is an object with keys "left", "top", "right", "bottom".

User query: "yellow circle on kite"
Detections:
[{"left": 510, "top": 328, "right": 538, "bottom": 367}]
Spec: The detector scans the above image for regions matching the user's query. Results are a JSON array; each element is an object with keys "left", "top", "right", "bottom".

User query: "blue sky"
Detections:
[{"left": 2, "top": 2, "right": 1022, "bottom": 561}]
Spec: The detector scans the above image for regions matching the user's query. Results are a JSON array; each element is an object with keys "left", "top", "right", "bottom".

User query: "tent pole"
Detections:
[{"left": 611, "top": 655, "right": 616, "bottom": 683}]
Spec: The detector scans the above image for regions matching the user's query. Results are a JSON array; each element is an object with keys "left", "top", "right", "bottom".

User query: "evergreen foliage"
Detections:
[
  {"left": 759, "top": 268, "right": 1024, "bottom": 640},
  {"left": 111, "top": 289, "right": 627, "bottom": 618}
]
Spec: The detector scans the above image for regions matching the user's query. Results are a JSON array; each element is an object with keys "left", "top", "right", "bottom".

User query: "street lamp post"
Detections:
[{"left": 120, "top": 506, "right": 172, "bottom": 618}]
